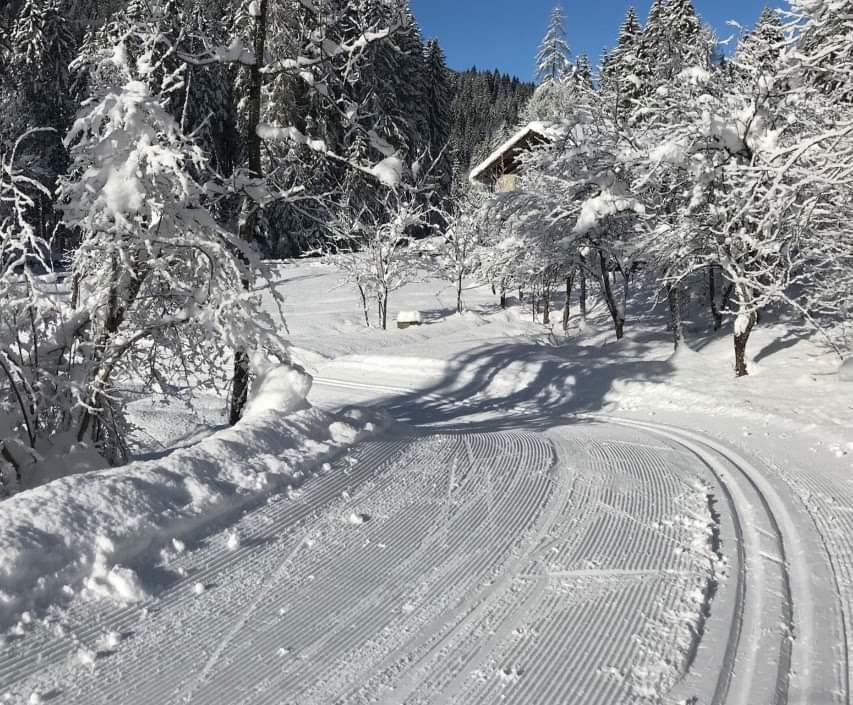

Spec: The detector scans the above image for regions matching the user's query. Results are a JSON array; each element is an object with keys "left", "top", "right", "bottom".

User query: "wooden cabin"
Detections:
[{"left": 468, "top": 123, "right": 558, "bottom": 192}]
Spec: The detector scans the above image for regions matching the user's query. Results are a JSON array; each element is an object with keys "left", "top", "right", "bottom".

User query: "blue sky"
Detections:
[{"left": 410, "top": 1, "right": 774, "bottom": 81}]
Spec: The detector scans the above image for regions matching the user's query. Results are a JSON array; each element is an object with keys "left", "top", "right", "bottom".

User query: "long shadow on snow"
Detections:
[{"left": 370, "top": 338, "right": 673, "bottom": 433}]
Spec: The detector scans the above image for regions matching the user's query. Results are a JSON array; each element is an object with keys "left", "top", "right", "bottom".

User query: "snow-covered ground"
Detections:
[{"left": 2, "top": 260, "right": 853, "bottom": 704}]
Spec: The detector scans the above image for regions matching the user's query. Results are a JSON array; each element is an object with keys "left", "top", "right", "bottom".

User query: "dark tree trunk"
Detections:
[
  {"left": 667, "top": 283, "right": 684, "bottom": 350},
  {"left": 230, "top": 0, "right": 268, "bottom": 426},
  {"left": 562, "top": 272, "right": 575, "bottom": 333},
  {"left": 542, "top": 279, "right": 552, "bottom": 325},
  {"left": 579, "top": 259, "right": 588, "bottom": 321},
  {"left": 599, "top": 251, "right": 625, "bottom": 340},
  {"left": 380, "top": 290, "right": 389, "bottom": 330},
  {"left": 358, "top": 283, "right": 370, "bottom": 327},
  {"left": 709, "top": 266, "right": 722, "bottom": 331},
  {"left": 456, "top": 273, "right": 464, "bottom": 314},
  {"left": 734, "top": 312, "right": 756, "bottom": 377}
]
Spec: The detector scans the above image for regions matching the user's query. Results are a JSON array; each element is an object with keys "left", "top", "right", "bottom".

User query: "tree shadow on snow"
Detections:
[{"left": 367, "top": 337, "right": 674, "bottom": 433}]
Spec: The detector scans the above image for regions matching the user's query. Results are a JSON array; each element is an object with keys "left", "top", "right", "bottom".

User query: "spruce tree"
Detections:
[
  {"left": 602, "top": 7, "right": 642, "bottom": 99},
  {"left": 536, "top": 5, "right": 572, "bottom": 84},
  {"left": 423, "top": 39, "right": 453, "bottom": 157}
]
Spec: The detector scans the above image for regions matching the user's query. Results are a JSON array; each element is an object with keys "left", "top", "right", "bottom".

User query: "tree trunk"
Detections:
[
  {"left": 500, "top": 290, "right": 507, "bottom": 309},
  {"left": 456, "top": 272, "right": 463, "bottom": 314},
  {"left": 358, "top": 283, "right": 370, "bottom": 327},
  {"left": 78, "top": 255, "right": 147, "bottom": 445},
  {"left": 562, "top": 272, "right": 575, "bottom": 333},
  {"left": 709, "top": 266, "right": 722, "bottom": 331},
  {"left": 380, "top": 290, "right": 389, "bottom": 330},
  {"left": 667, "top": 283, "right": 684, "bottom": 350},
  {"left": 579, "top": 260, "right": 588, "bottom": 321},
  {"left": 734, "top": 312, "right": 756, "bottom": 377},
  {"left": 542, "top": 280, "right": 552, "bottom": 325},
  {"left": 229, "top": 0, "right": 268, "bottom": 426},
  {"left": 599, "top": 251, "right": 625, "bottom": 340}
]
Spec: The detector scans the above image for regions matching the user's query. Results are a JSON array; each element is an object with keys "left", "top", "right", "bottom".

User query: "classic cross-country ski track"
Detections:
[{"left": 2, "top": 372, "right": 852, "bottom": 705}]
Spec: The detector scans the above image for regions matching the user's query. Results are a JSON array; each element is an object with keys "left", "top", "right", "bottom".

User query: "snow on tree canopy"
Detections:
[{"left": 371, "top": 156, "right": 405, "bottom": 188}]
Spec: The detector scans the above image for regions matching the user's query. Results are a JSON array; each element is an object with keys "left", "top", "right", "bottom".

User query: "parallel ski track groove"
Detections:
[
  {"left": 766, "top": 461, "right": 853, "bottom": 703},
  {"left": 1, "top": 437, "right": 419, "bottom": 702},
  {"left": 0, "top": 437, "right": 412, "bottom": 689},
  {"left": 190, "top": 432, "right": 554, "bottom": 704},
  {"left": 602, "top": 417, "right": 798, "bottom": 705}
]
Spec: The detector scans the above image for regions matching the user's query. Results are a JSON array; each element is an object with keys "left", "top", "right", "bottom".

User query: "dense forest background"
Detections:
[{"left": 0, "top": 0, "right": 533, "bottom": 259}]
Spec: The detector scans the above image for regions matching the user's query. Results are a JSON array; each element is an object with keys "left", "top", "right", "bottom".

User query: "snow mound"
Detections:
[
  {"left": 839, "top": 358, "right": 853, "bottom": 382},
  {"left": 0, "top": 363, "right": 389, "bottom": 628},
  {"left": 243, "top": 354, "right": 313, "bottom": 419},
  {"left": 396, "top": 310, "right": 423, "bottom": 324}
]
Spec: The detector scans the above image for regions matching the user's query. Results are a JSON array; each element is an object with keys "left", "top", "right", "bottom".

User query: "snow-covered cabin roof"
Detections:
[{"left": 469, "top": 122, "right": 565, "bottom": 186}]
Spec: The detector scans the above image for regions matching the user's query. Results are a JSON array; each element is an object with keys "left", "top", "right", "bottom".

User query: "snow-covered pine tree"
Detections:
[
  {"left": 536, "top": 5, "right": 571, "bottom": 84},
  {"left": 659, "top": 0, "right": 712, "bottom": 78},
  {"left": 422, "top": 39, "right": 453, "bottom": 161},
  {"left": 731, "top": 7, "right": 784, "bottom": 84},
  {"left": 600, "top": 7, "right": 643, "bottom": 107},
  {"left": 637, "top": 0, "right": 667, "bottom": 86},
  {"left": 573, "top": 54, "right": 593, "bottom": 89}
]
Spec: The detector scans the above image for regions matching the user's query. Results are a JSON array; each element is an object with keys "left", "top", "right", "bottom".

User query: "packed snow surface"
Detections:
[{"left": 3, "top": 261, "right": 853, "bottom": 704}]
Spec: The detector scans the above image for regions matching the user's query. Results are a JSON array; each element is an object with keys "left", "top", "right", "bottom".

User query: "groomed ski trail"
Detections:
[{"left": 3, "top": 424, "right": 724, "bottom": 705}]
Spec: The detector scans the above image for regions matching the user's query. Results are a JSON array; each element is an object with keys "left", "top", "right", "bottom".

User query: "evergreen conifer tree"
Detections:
[{"left": 536, "top": 5, "right": 572, "bottom": 84}]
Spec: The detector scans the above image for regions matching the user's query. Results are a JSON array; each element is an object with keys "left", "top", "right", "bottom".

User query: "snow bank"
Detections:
[
  {"left": 0, "top": 364, "right": 388, "bottom": 628},
  {"left": 840, "top": 358, "right": 853, "bottom": 382}
]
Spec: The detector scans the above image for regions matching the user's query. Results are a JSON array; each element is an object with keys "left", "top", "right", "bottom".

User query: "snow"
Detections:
[
  {"left": 225, "top": 531, "right": 241, "bottom": 551},
  {"left": 678, "top": 65, "right": 712, "bottom": 85},
  {"left": 840, "top": 357, "right": 853, "bottom": 382},
  {"left": 0, "top": 358, "right": 387, "bottom": 628},
  {"left": 572, "top": 188, "right": 644, "bottom": 235},
  {"left": 370, "top": 156, "right": 405, "bottom": 188},
  {"left": 243, "top": 354, "right": 312, "bottom": 418},
  {"left": 396, "top": 310, "right": 423, "bottom": 324},
  {"left": 5, "top": 261, "right": 853, "bottom": 705},
  {"left": 256, "top": 124, "right": 327, "bottom": 153}
]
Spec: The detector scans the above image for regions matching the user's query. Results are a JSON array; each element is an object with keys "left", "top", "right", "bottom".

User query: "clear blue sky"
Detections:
[{"left": 410, "top": 1, "right": 774, "bottom": 81}]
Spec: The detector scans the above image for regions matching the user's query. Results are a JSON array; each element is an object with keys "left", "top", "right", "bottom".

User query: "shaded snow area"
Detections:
[{"left": 4, "top": 261, "right": 853, "bottom": 703}]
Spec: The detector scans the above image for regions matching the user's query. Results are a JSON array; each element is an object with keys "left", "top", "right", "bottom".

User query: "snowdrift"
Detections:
[{"left": 0, "top": 363, "right": 389, "bottom": 628}]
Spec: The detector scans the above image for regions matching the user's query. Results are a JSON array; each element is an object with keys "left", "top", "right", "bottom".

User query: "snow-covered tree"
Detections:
[
  {"left": 327, "top": 158, "right": 440, "bottom": 329},
  {"left": 789, "top": 0, "right": 853, "bottom": 100},
  {"left": 59, "top": 55, "right": 282, "bottom": 459},
  {"left": 536, "top": 5, "right": 572, "bottom": 84},
  {"left": 600, "top": 6, "right": 643, "bottom": 107},
  {"left": 0, "top": 128, "right": 60, "bottom": 492},
  {"left": 425, "top": 188, "right": 489, "bottom": 313}
]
